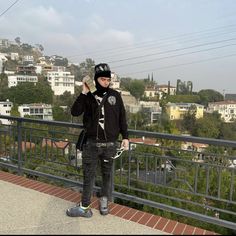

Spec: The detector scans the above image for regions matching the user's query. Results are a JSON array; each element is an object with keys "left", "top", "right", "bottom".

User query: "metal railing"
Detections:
[{"left": 0, "top": 115, "right": 235, "bottom": 231}]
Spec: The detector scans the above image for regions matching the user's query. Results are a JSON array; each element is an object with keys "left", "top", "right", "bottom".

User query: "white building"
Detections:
[
  {"left": 110, "top": 72, "right": 120, "bottom": 89},
  {"left": 8, "top": 74, "right": 38, "bottom": 88},
  {"left": 0, "top": 100, "right": 13, "bottom": 125},
  {"left": 157, "top": 84, "right": 176, "bottom": 96},
  {"left": 0, "top": 53, "right": 8, "bottom": 73},
  {"left": 46, "top": 67, "right": 75, "bottom": 95},
  {"left": 10, "top": 52, "right": 19, "bottom": 61},
  {"left": 0, "top": 39, "right": 10, "bottom": 48},
  {"left": 207, "top": 100, "right": 236, "bottom": 123},
  {"left": 18, "top": 103, "right": 53, "bottom": 120}
]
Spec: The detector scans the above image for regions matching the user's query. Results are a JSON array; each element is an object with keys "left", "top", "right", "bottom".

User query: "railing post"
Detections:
[{"left": 17, "top": 119, "right": 23, "bottom": 176}]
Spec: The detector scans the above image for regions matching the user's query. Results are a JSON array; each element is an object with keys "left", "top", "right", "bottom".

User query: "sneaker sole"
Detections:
[{"left": 66, "top": 209, "right": 93, "bottom": 218}]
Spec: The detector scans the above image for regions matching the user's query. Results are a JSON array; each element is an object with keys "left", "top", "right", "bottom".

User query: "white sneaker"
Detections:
[{"left": 99, "top": 196, "right": 109, "bottom": 215}]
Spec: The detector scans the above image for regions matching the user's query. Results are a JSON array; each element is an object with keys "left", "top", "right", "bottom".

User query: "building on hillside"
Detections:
[
  {"left": 140, "top": 101, "right": 162, "bottom": 124},
  {"left": 117, "top": 90, "right": 138, "bottom": 112},
  {"left": 225, "top": 94, "right": 236, "bottom": 101},
  {"left": 157, "top": 84, "right": 176, "bottom": 96},
  {"left": 207, "top": 100, "right": 236, "bottom": 123},
  {"left": 16, "top": 65, "right": 37, "bottom": 75},
  {"left": 0, "top": 100, "right": 13, "bottom": 125},
  {"left": 41, "top": 138, "right": 70, "bottom": 155},
  {"left": 22, "top": 55, "right": 34, "bottom": 65},
  {"left": 46, "top": 66, "right": 75, "bottom": 95},
  {"left": 18, "top": 103, "right": 53, "bottom": 120},
  {"left": 7, "top": 64, "right": 38, "bottom": 88},
  {"left": 0, "top": 39, "right": 10, "bottom": 49},
  {"left": 10, "top": 52, "right": 19, "bottom": 61},
  {"left": 110, "top": 72, "right": 120, "bottom": 89},
  {"left": 0, "top": 53, "right": 8, "bottom": 73},
  {"left": 129, "top": 137, "right": 160, "bottom": 150},
  {"left": 144, "top": 86, "right": 158, "bottom": 98},
  {"left": 8, "top": 74, "right": 38, "bottom": 87},
  {"left": 166, "top": 103, "right": 204, "bottom": 120}
]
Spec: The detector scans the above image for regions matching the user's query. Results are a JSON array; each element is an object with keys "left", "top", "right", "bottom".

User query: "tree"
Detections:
[
  {"left": 220, "top": 121, "right": 236, "bottom": 141},
  {"left": 182, "top": 105, "right": 197, "bottom": 133},
  {"left": 128, "top": 79, "right": 145, "bottom": 100},
  {"left": 120, "top": 77, "right": 132, "bottom": 91},
  {"left": 68, "top": 64, "right": 80, "bottom": 81},
  {"left": 5, "top": 81, "right": 53, "bottom": 105},
  {"left": 176, "top": 79, "right": 193, "bottom": 95},
  {"left": 78, "top": 58, "right": 95, "bottom": 80},
  {"left": 15, "top": 37, "right": 21, "bottom": 45},
  {"left": 0, "top": 73, "right": 8, "bottom": 100},
  {"left": 192, "top": 113, "right": 222, "bottom": 138},
  {"left": 35, "top": 44, "right": 44, "bottom": 52},
  {"left": 198, "top": 89, "right": 224, "bottom": 107},
  {"left": 52, "top": 106, "right": 70, "bottom": 122}
]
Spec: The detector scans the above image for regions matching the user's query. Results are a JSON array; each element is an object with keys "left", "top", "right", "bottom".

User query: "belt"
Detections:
[{"left": 87, "top": 141, "right": 115, "bottom": 148}]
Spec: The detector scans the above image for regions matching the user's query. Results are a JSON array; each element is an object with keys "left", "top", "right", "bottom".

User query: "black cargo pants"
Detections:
[{"left": 81, "top": 141, "right": 117, "bottom": 207}]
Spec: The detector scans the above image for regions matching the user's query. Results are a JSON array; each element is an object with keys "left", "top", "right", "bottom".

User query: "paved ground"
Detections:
[{"left": 0, "top": 180, "right": 168, "bottom": 235}]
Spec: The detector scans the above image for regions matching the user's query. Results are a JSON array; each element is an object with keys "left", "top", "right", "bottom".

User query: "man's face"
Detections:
[{"left": 97, "top": 77, "right": 111, "bottom": 88}]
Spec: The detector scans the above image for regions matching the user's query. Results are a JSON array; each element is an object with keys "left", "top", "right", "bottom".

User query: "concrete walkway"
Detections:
[{"left": 0, "top": 180, "right": 168, "bottom": 235}]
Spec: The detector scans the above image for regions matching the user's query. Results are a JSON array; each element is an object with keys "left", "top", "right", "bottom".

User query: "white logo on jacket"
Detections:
[{"left": 108, "top": 96, "right": 116, "bottom": 105}]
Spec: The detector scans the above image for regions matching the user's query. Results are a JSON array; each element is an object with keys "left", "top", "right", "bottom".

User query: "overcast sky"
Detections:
[{"left": 1, "top": 0, "right": 236, "bottom": 94}]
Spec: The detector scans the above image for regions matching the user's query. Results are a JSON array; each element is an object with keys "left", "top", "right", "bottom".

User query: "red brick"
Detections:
[
  {"left": 116, "top": 206, "right": 131, "bottom": 217},
  {"left": 146, "top": 215, "right": 161, "bottom": 228},
  {"left": 122, "top": 208, "right": 138, "bottom": 220},
  {"left": 172, "top": 222, "right": 187, "bottom": 235},
  {"left": 155, "top": 217, "right": 169, "bottom": 231},
  {"left": 183, "top": 225, "right": 195, "bottom": 235},
  {"left": 138, "top": 212, "right": 153, "bottom": 225},
  {"left": 130, "top": 211, "right": 145, "bottom": 222},
  {"left": 163, "top": 220, "right": 178, "bottom": 234}
]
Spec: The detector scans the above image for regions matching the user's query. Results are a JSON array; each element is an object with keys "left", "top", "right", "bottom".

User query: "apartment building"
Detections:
[
  {"left": 110, "top": 72, "right": 120, "bottom": 89},
  {"left": 166, "top": 103, "right": 204, "bottom": 120},
  {"left": 0, "top": 100, "right": 13, "bottom": 125},
  {"left": 157, "top": 84, "right": 176, "bottom": 96},
  {"left": 46, "top": 67, "right": 75, "bottom": 95},
  {"left": 207, "top": 100, "right": 236, "bottom": 123},
  {"left": 18, "top": 103, "right": 53, "bottom": 120},
  {"left": 8, "top": 74, "right": 38, "bottom": 87}
]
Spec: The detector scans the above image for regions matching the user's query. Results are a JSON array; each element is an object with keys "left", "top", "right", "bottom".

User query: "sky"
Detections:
[{"left": 1, "top": 0, "right": 236, "bottom": 94}]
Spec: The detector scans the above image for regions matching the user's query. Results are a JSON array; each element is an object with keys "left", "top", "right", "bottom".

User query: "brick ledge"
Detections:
[{"left": 0, "top": 171, "right": 219, "bottom": 235}]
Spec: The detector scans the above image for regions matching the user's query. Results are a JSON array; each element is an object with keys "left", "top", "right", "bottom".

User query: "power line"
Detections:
[
  {"left": 66, "top": 24, "right": 236, "bottom": 60},
  {"left": 108, "top": 37, "right": 236, "bottom": 64},
  {"left": 112, "top": 42, "right": 236, "bottom": 69},
  {"left": 0, "top": 0, "right": 20, "bottom": 18},
  {"left": 118, "top": 52, "right": 236, "bottom": 77}
]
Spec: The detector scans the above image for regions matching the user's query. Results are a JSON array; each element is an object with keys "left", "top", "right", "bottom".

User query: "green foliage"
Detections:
[
  {"left": 198, "top": 89, "right": 224, "bottom": 107},
  {"left": 129, "top": 80, "right": 145, "bottom": 100},
  {"left": 0, "top": 73, "right": 8, "bottom": 100},
  {"left": 10, "top": 104, "right": 20, "bottom": 117},
  {"left": 68, "top": 64, "right": 80, "bottom": 81},
  {"left": 4, "top": 81, "right": 53, "bottom": 105},
  {"left": 166, "top": 94, "right": 200, "bottom": 103},
  {"left": 120, "top": 77, "right": 132, "bottom": 90},
  {"left": 176, "top": 79, "right": 193, "bottom": 94},
  {"left": 220, "top": 121, "right": 236, "bottom": 140},
  {"left": 77, "top": 58, "right": 95, "bottom": 80},
  {"left": 192, "top": 113, "right": 221, "bottom": 138},
  {"left": 52, "top": 105, "right": 71, "bottom": 122},
  {"left": 182, "top": 105, "right": 197, "bottom": 133}
]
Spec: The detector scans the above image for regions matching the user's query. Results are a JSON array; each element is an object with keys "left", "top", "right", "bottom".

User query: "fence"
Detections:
[{"left": 0, "top": 115, "right": 235, "bottom": 231}]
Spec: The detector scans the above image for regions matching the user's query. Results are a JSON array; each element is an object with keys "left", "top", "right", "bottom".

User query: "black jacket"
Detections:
[{"left": 71, "top": 88, "right": 128, "bottom": 142}]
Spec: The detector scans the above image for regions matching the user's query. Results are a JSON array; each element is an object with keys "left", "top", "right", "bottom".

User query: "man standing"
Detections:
[{"left": 66, "top": 63, "right": 129, "bottom": 218}]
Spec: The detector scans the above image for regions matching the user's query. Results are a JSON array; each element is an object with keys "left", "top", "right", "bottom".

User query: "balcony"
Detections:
[{"left": 0, "top": 115, "right": 235, "bottom": 234}]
